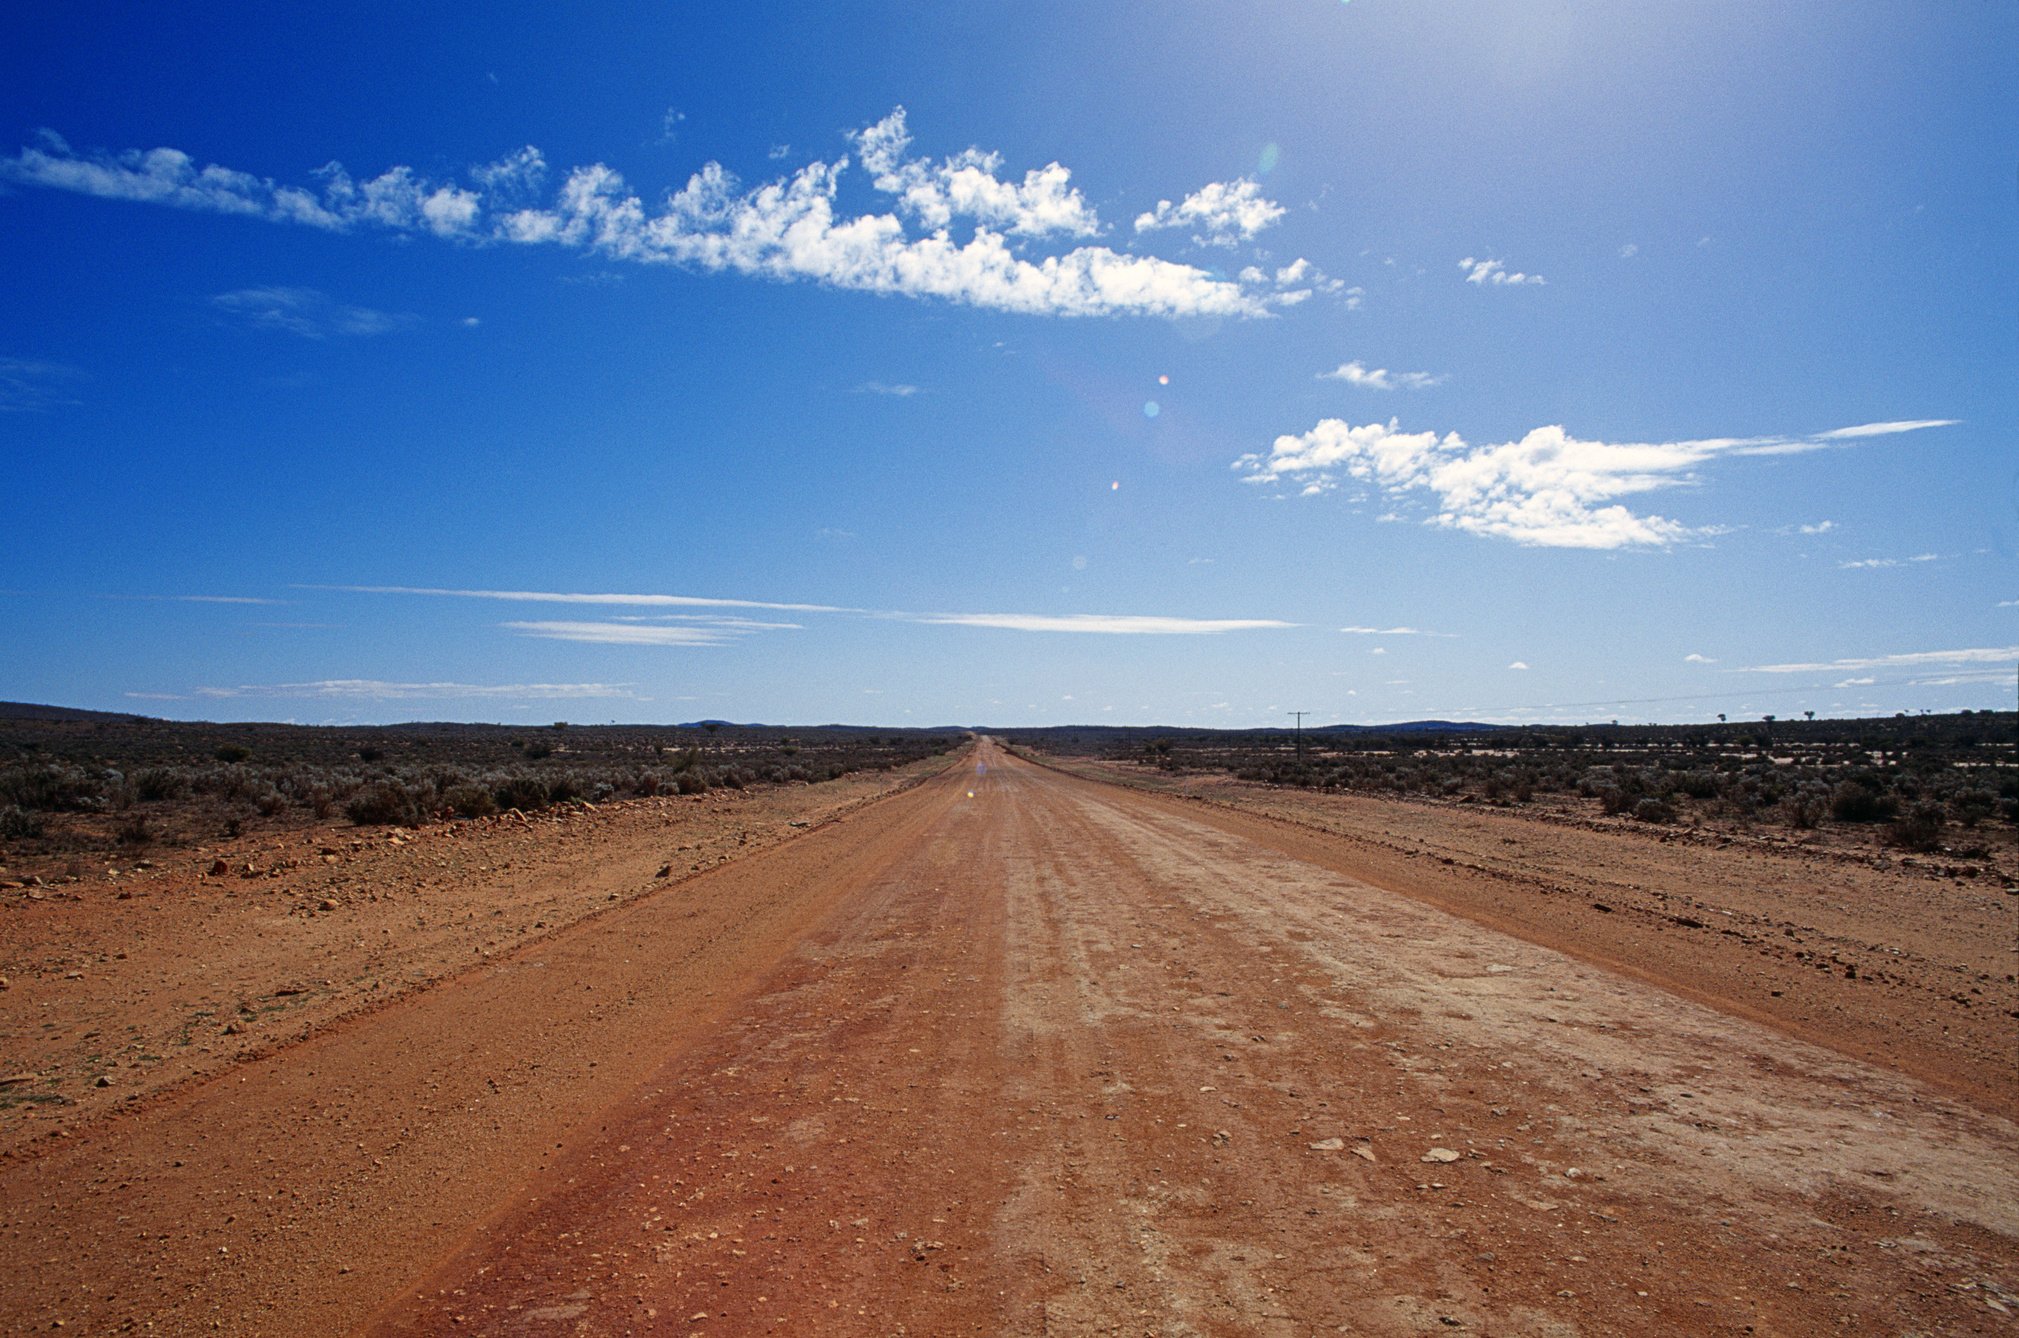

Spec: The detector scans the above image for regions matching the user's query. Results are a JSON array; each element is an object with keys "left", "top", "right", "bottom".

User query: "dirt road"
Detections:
[{"left": 4, "top": 740, "right": 2014, "bottom": 1334}]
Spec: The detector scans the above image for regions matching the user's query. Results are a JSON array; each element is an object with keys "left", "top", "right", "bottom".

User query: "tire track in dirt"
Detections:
[
  {"left": 1020, "top": 751, "right": 2019, "bottom": 1117},
  {"left": 0, "top": 750, "right": 971, "bottom": 1336},
  {"left": 367, "top": 741, "right": 2019, "bottom": 1336}
]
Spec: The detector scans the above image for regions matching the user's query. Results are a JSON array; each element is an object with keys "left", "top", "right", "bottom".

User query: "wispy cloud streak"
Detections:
[
  {"left": 321, "top": 584, "right": 854, "bottom": 613},
  {"left": 1742, "top": 646, "right": 2017, "bottom": 674},
  {"left": 910, "top": 613, "right": 1294, "bottom": 635}
]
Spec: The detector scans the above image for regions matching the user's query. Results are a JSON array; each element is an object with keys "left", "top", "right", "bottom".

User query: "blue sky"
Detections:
[{"left": 1, "top": 2, "right": 2012, "bottom": 726}]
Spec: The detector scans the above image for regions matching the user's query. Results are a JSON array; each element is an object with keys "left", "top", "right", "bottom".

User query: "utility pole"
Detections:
[{"left": 1288, "top": 710, "right": 1308, "bottom": 761}]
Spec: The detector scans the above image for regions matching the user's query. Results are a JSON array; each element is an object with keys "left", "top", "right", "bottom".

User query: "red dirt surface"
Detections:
[{"left": 2, "top": 740, "right": 2015, "bottom": 1335}]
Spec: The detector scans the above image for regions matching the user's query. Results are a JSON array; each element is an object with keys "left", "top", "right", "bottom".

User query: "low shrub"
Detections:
[
  {"left": 0, "top": 805, "right": 43, "bottom": 840},
  {"left": 442, "top": 783, "right": 498, "bottom": 819},
  {"left": 492, "top": 774, "right": 549, "bottom": 813},
  {"left": 1886, "top": 803, "right": 1945, "bottom": 853},
  {"left": 1830, "top": 779, "right": 1895, "bottom": 823},
  {"left": 346, "top": 781, "right": 425, "bottom": 827}
]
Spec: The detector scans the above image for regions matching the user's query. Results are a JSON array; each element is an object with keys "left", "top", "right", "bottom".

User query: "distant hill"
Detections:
[
  {"left": 1311, "top": 720, "right": 1505, "bottom": 735},
  {"left": 0, "top": 701, "right": 155, "bottom": 723}
]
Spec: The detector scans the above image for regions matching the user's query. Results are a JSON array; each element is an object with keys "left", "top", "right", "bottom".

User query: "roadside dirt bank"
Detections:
[
  {"left": 1016, "top": 750, "right": 2019, "bottom": 1119},
  {"left": 0, "top": 754, "right": 954, "bottom": 1150}
]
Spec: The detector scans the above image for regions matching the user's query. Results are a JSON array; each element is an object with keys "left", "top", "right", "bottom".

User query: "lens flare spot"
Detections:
[
  {"left": 1110, "top": 480, "right": 1120, "bottom": 491},
  {"left": 1157, "top": 374, "right": 1170, "bottom": 386},
  {"left": 965, "top": 789, "right": 975, "bottom": 799},
  {"left": 1143, "top": 400, "right": 1160, "bottom": 419},
  {"left": 1258, "top": 142, "right": 1282, "bottom": 175}
]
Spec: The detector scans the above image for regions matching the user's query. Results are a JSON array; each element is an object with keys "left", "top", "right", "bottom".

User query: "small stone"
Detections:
[
  {"left": 1422, "top": 1148, "right": 1462, "bottom": 1163},
  {"left": 1308, "top": 1137, "right": 1345, "bottom": 1151},
  {"left": 94, "top": 1075, "right": 111, "bottom": 1088},
  {"left": 209, "top": 859, "right": 229, "bottom": 876},
  {"left": 1352, "top": 1146, "right": 1377, "bottom": 1163},
  {"left": 320, "top": 898, "right": 338, "bottom": 912}
]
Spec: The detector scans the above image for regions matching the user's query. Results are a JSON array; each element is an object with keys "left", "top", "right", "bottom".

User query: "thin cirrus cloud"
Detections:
[
  {"left": 0, "top": 356, "right": 86, "bottom": 412},
  {"left": 909, "top": 612, "right": 1295, "bottom": 635},
  {"left": 1742, "top": 646, "right": 2018, "bottom": 675},
  {"left": 3, "top": 113, "right": 1322, "bottom": 320},
  {"left": 320, "top": 584, "right": 857, "bottom": 614},
  {"left": 506, "top": 620, "right": 743, "bottom": 646},
  {"left": 1459, "top": 256, "right": 1544, "bottom": 286},
  {"left": 1838, "top": 553, "right": 1941, "bottom": 570},
  {"left": 332, "top": 584, "right": 1293, "bottom": 640},
  {"left": 1233, "top": 418, "right": 1958, "bottom": 550},
  {"left": 1338, "top": 625, "right": 1452, "bottom": 637},
  {"left": 211, "top": 286, "right": 417, "bottom": 338},
  {"left": 1320, "top": 360, "right": 1445, "bottom": 392}
]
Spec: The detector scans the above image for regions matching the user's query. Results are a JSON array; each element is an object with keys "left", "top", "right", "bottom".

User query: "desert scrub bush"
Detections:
[
  {"left": 1886, "top": 802, "right": 1946, "bottom": 853},
  {"left": 1672, "top": 770, "right": 1721, "bottom": 800},
  {"left": 0, "top": 763, "right": 104, "bottom": 812},
  {"left": 345, "top": 781, "right": 426, "bottom": 827},
  {"left": 1632, "top": 796, "right": 1678, "bottom": 824},
  {"left": 492, "top": 774, "right": 549, "bottom": 813},
  {"left": 132, "top": 766, "right": 187, "bottom": 802},
  {"left": 116, "top": 813, "right": 153, "bottom": 846},
  {"left": 441, "top": 783, "right": 498, "bottom": 819},
  {"left": 675, "top": 770, "right": 709, "bottom": 795},
  {"left": 1778, "top": 789, "right": 1826, "bottom": 829},
  {"left": 1830, "top": 777, "right": 1896, "bottom": 823},
  {"left": 212, "top": 744, "right": 251, "bottom": 764},
  {"left": 1949, "top": 789, "right": 1998, "bottom": 828},
  {"left": 0, "top": 805, "right": 43, "bottom": 840}
]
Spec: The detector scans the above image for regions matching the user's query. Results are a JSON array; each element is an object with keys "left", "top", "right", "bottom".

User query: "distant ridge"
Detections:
[
  {"left": 0, "top": 701, "right": 154, "bottom": 723},
  {"left": 1312, "top": 719, "right": 1505, "bottom": 735}
]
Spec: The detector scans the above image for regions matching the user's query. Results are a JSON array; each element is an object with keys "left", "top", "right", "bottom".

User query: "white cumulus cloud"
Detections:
[
  {"left": 1134, "top": 178, "right": 1286, "bottom": 247},
  {"left": 1233, "top": 418, "right": 1957, "bottom": 550},
  {"left": 852, "top": 107, "right": 1099, "bottom": 239},
  {"left": 1459, "top": 256, "right": 1544, "bottom": 286},
  {"left": 4, "top": 114, "right": 1310, "bottom": 321},
  {"left": 1320, "top": 360, "right": 1444, "bottom": 392}
]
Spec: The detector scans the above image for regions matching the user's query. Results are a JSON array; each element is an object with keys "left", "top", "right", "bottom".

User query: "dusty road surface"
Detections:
[{"left": 3, "top": 740, "right": 2015, "bottom": 1335}]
